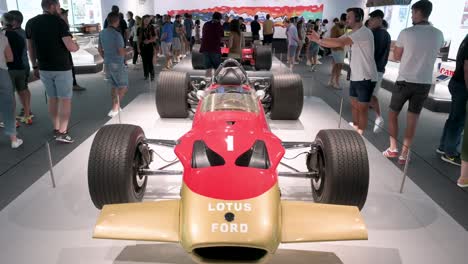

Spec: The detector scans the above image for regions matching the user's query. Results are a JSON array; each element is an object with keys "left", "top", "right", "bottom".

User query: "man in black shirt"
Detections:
[
  {"left": 367, "top": 10, "right": 391, "bottom": 133},
  {"left": 26, "top": 0, "right": 79, "bottom": 143},
  {"left": 438, "top": 34, "right": 468, "bottom": 167},
  {"left": 2, "top": 13, "right": 32, "bottom": 124},
  {"left": 104, "top": 5, "right": 128, "bottom": 43},
  {"left": 250, "top": 15, "right": 261, "bottom": 41}
]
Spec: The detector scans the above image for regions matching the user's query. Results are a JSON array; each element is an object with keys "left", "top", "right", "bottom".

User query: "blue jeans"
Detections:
[
  {"left": 0, "top": 68, "right": 16, "bottom": 136},
  {"left": 439, "top": 79, "right": 468, "bottom": 156}
]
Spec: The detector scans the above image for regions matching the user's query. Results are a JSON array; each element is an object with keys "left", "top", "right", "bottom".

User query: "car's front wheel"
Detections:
[{"left": 88, "top": 124, "right": 148, "bottom": 209}]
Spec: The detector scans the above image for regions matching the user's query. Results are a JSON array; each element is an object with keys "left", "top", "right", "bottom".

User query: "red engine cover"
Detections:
[{"left": 174, "top": 85, "right": 284, "bottom": 200}]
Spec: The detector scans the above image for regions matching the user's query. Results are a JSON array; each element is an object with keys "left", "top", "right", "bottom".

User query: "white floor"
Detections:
[{"left": 0, "top": 93, "right": 467, "bottom": 264}]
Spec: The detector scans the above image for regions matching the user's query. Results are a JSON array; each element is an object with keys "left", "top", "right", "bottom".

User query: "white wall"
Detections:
[
  {"left": 101, "top": 0, "right": 154, "bottom": 23},
  {"left": 323, "top": 0, "right": 367, "bottom": 21}
]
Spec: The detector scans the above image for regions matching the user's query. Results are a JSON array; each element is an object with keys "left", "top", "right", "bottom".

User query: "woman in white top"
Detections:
[{"left": 0, "top": 32, "right": 23, "bottom": 148}]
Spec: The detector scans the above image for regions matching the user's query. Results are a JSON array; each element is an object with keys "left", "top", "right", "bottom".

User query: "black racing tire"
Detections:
[
  {"left": 310, "top": 129, "right": 369, "bottom": 210},
  {"left": 254, "top": 45, "right": 272, "bottom": 70},
  {"left": 88, "top": 124, "right": 148, "bottom": 209},
  {"left": 156, "top": 71, "right": 190, "bottom": 118},
  {"left": 192, "top": 44, "right": 206, "bottom": 69},
  {"left": 269, "top": 74, "right": 303, "bottom": 120}
]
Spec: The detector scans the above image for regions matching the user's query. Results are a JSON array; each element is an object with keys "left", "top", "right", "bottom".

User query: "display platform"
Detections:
[{"left": 0, "top": 90, "right": 466, "bottom": 264}]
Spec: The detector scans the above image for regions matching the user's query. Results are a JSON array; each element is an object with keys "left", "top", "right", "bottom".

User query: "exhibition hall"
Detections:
[{"left": 0, "top": 0, "right": 467, "bottom": 263}]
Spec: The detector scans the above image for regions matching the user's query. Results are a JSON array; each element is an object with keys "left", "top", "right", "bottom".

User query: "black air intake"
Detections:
[{"left": 193, "top": 246, "right": 268, "bottom": 263}]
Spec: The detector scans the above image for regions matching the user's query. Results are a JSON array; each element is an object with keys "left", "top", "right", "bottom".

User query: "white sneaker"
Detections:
[
  {"left": 108, "top": 109, "right": 121, "bottom": 117},
  {"left": 306, "top": 61, "right": 311, "bottom": 66},
  {"left": 373, "top": 116, "right": 384, "bottom": 133},
  {"left": 11, "top": 138, "right": 23, "bottom": 149},
  {"left": 293, "top": 61, "right": 299, "bottom": 65},
  {"left": 327, "top": 80, "right": 334, "bottom": 86},
  {"left": 0, "top": 122, "right": 4, "bottom": 128}
]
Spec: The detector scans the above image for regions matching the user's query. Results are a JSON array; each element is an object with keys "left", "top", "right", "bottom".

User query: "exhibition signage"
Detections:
[
  {"left": 366, "top": 0, "right": 412, "bottom": 7},
  {"left": 167, "top": 5, "right": 324, "bottom": 24}
]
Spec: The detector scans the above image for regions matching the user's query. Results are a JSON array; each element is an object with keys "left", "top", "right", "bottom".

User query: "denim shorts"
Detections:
[
  {"left": 288, "top": 45, "right": 297, "bottom": 58},
  {"left": 105, "top": 63, "right": 128, "bottom": 88},
  {"left": 161, "top": 42, "right": 172, "bottom": 56},
  {"left": 350, "top": 80, "right": 376, "bottom": 103},
  {"left": 172, "top": 37, "right": 181, "bottom": 51},
  {"left": 40, "top": 70, "right": 73, "bottom": 99},
  {"left": 309, "top": 42, "right": 319, "bottom": 56},
  {"left": 331, "top": 50, "right": 345, "bottom": 64}
]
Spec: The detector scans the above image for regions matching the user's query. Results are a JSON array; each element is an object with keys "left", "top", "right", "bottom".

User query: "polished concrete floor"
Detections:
[{"left": 0, "top": 90, "right": 467, "bottom": 263}]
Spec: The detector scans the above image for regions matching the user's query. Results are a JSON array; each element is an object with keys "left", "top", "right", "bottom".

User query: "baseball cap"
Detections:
[{"left": 369, "top": 10, "right": 384, "bottom": 19}]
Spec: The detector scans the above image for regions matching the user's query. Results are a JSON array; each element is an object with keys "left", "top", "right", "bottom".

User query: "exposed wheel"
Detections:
[
  {"left": 308, "top": 129, "right": 369, "bottom": 210},
  {"left": 88, "top": 124, "right": 148, "bottom": 209},
  {"left": 192, "top": 44, "right": 206, "bottom": 69},
  {"left": 156, "top": 71, "right": 190, "bottom": 118},
  {"left": 269, "top": 74, "right": 303, "bottom": 120},
  {"left": 254, "top": 45, "right": 272, "bottom": 70}
]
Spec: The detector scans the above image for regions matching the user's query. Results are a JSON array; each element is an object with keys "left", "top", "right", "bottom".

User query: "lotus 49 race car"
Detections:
[{"left": 88, "top": 59, "right": 369, "bottom": 264}]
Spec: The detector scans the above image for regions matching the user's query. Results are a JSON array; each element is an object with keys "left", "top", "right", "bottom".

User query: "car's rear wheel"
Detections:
[
  {"left": 156, "top": 71, "right": 190, "bottom": 118},
  {"left": 308, "top": 129, "right": 369, "bottom": 210},
  {"left": 254, "top": 45, "right": 272, "bottom": 71},
  {"left": 88, "top": 124, "right": 148, "bottom": 209},
  {"left": 192, "top": 44, "right": 206, "bottom": 70},
  {"left": 269, "top": 74, "right": 303, "bottom": 120}
]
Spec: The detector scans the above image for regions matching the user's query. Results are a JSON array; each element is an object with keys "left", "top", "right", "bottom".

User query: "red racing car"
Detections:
[{"left": 88, "top": 59, "right": 369, "bottom": 264}]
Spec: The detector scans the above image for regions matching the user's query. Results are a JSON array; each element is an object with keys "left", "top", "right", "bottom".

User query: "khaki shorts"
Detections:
[{"left": 172, "top": 37, "right": 181, "bottom": 51}]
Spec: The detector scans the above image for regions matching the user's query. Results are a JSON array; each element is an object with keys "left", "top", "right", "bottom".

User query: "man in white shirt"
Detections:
[
  {"left": 383, "top": 0, "right": 444, "bottom": 164},
  {"left": 309, "top": 7, "right": 378, "bottom": 135}
]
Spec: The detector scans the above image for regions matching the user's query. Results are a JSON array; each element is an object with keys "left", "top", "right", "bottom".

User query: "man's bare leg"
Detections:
[
  {"left": 357, "top": 102, "right": 369, "bottom": 135},
  {"left": 388, "top": 110, "right": 400, "bottom": 150},
  {"left": 48, "top": 97, "right": 60, "bottom": 130},
  {"left": 400, "top": 112, "right": 420, "bottom": 157},
  {"left": 58, "top": 98, "right": 71, "bottom": 133},
  {"left": 370, "top": 96, "right": 382, "bottom": 117},
  {"left": 18, "top": 90, "right": 31, "bottom": 117},
  {"left": 350, "top": 98, "right": 359, "bottom": 130},
  {"left": 334, "top": 63, "right": 343, "bottom": 86}
]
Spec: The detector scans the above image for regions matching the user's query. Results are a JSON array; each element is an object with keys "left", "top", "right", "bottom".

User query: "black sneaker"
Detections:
[
  {"left": 53, "top": 129, "right": 60, "bottom": 138},
  {"left": 56, "top": 132, "right": 74, "bottom": 143},
  {"left": 441, "top": 154, "right": 461, "bottom": 166}
]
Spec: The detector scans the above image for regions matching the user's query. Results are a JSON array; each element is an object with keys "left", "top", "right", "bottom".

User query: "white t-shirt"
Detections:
[
  {"left": 0, "top": 33, "right": 8, "bottom": 70},
  {"left": 346, "top": 26, "right": 378, "bottom": 82},
  {"left": 396, "top": 24, "right": 444, "bottom": 84}
]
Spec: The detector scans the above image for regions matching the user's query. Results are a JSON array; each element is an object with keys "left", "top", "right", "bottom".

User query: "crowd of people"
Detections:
[{"left": 0, "top": 0, "right": 466, "bottom": 187}]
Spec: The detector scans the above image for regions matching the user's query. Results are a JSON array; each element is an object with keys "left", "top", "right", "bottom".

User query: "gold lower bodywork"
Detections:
[{"left": 94, "top": 184, "right": 367, "bottom": 263}]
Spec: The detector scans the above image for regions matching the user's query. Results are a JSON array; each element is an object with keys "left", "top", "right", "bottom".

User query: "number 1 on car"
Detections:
[{"left": 225, "top": 136, "right": 234, "bottom": 151}]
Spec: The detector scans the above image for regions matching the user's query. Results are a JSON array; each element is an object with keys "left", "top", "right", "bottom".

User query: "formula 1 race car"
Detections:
[
  {"left": 88, "top": 59, "right": 369, "bottom": 264},
  {"left": 192, "top": 43, "right": 272, "bottom": 71}
]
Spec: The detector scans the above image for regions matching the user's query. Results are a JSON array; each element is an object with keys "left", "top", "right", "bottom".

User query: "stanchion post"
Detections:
[
  {"left": 45, "top": 142, "right": 56, "bottom": 188},
  {"left": 399, "top": 150, "right": 411, "bottom": 193},
  {"left": 338, "top": 97, "right": 344, "bottom": 128}
]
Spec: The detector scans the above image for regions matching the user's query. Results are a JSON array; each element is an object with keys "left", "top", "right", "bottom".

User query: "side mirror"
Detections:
[{"left": 255, "top": 90, "right": 266, "bottom": 100}]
